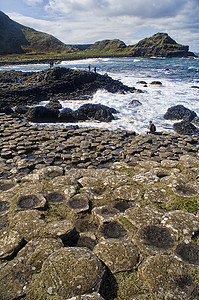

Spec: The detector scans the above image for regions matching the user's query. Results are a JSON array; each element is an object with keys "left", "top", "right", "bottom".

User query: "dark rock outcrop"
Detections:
[
  {"left": 58, "top": 107, "right": 75, "bottom": 122},
  {"left": 73, "top": 103, "right": 117, "bottom": 122},
  {"left": 25, "top": 106, "right": 59, "bottom": 122},
  {"left": 173, "top": 120, "right": 199, "bottom": 134},
  {"left": 0, "top": 67, "right": 138, "bottom": 107},
  {"left": 164, "top": 105, "right": 197, "bottom": 122}
]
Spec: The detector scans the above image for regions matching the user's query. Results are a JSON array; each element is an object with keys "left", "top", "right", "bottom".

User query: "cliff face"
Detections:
[
  {"left": 0, "top": 11, "right": 76, "bottom": 55},
  {"left": 127, "top": 33, "right": 196, "bottom": 58}
]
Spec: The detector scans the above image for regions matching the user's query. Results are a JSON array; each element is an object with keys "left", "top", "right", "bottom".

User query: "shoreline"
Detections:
[{"left": 0, "top": 53, "right": 198, "bottom": 67}]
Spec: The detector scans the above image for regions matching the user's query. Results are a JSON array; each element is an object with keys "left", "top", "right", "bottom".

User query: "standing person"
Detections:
[
  {"left": 88, "top": 64, "right": 91, "bottom": 71},
  {"left": 147, "top": 121, "right": 156, "bottom": 134},
  {"left": 94, "top": 67, "right": 96, "bottom": 73}
]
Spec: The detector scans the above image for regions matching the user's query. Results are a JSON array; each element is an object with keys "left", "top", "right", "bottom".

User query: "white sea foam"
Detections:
[{"left": 1, "top": 57, "right": 199, "bottom": 134}]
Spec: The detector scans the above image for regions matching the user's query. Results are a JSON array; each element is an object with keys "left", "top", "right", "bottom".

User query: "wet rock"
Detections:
[
  {"left": 128, "top": 99, "right": 142, "bottom": 107},
  {"left": 161, "top": 210, "right": 199, "bottom": 238},
  {"left": 173, "top": 120, "right": 199, "bottom": 134},
  {"left": 124, "top": 205, "right": 161, "bottom": 228},
  {"left": 164, "top": 105, "right": 197, "bottom": 122},
  {"left": 25, "top": 106, "right": 59, "bottom": 122},
  {"left": 0, "top": 228, "right": 25, "bottom": 260},
  {"left": 150, "top": 81, "right": 162, "bottom": 85},
  {"left": 15, "top": 104, "right": 29, "bottom": 115},
  {"left": 67, "top": 194, "right": 90, "bottom": 213},
  {"left": 0, "top": 101, "right": 14, "bottom": 114},
  {"left": 99, "top": 221, "right": 128, "bottom": 240},
  {"left": 93, "top": 239, "right": 139, "bottom": 273},
  {"left": 92, "top": 205, "right": 120, "bottom": 225},
  {"left": 30, "top": 247, "right": 105, "bottom": 298},
  {"left": 58, "top": 107, "right": 75, "bottom": 122},
  {"left": 17, "top": 193, "right": 47, "bottom": 210},
  {"left": 73, "top": 103, "right": 117, "bottom": 122},
  {"left": 139, "top": 255, "right": 196, "bottom": 299},
  {"left": 45, "top": 98, "right": 62, "bottom": 110},
  {"left": 133, "top": 225, "right": 175, "bottom": 255},
  {"left": 136, "top": 81, "right": 147, "bottom": 85}
]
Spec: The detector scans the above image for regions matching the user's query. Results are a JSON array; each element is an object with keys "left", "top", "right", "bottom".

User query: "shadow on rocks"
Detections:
[{"left": 100, "top": 268, "right": 118, "bottom": 300}]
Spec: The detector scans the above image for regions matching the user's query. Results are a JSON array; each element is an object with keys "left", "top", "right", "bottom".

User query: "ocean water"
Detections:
[{"left": 1, "top": 56, "right": 199, "bottom": 134}]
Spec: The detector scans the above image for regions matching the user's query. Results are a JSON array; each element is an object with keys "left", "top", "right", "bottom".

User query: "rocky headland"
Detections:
[
  {"left": 0, "top": 10, "right": 197, "bottom": 61},
  {"left": 1, "top": 66, "right": 199, "bottom": 299}
]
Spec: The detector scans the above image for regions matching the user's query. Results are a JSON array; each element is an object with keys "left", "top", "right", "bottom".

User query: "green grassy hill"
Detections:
[
  {"left": 0, "top": 11, "right": 76, "bottom": 55},
  {"left": 0, "top": 11, "right": 196, "bottom": 59}
]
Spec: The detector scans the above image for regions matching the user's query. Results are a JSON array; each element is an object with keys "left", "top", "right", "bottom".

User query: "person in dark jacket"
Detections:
[{"left": 147, "top": 121, "right": 156, "bottom": 134}]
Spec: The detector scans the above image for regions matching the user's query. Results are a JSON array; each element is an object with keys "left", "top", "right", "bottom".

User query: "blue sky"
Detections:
[{"left": 1, "top": 0, "right": 199, "bottom": 52}]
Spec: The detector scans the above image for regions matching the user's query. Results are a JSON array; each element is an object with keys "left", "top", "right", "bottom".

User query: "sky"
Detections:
[{"left": 1, "top": 0, "right": 199, "bottom": 52}]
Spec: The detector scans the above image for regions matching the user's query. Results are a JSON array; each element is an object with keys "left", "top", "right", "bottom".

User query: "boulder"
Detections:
[
  {"left": 58, "top": 107, "right": 75, "bottom": 122},
  {"left": 150, "top": 81, "right": 162, "bottom": 85},
  {"left": 30, "top": 247, "right": 105, "bottom": 298},
  {"left": 15, "top": 105, "right": 29, "bottom": 115},
  {"left": 173, "top": 120, "right": 199, "bottom": 134},
  {"left": 164, "top": 105, "right": 197, "bottom": 122},
  {"left": 25, "top": 106, "right": 59, "bottom": 122},
  {"left": 45, "top": 98, "right": 62, "bottom": 110},
  {"left": 128, "top": 99, "right": 142, "bottom": 107},
  {"left": 0, "top": 101, "right": 14, "bottom": 115},
  {"left": 73, "top": 103, "right": 117, "bottom": 122}
]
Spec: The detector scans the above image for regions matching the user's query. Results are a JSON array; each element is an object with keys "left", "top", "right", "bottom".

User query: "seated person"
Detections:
[{"left": 147, "top": 121, "right": 156, "bottom": 134}]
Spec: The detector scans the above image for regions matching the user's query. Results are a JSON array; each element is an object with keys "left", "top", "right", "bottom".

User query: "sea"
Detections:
[{"left": 1, "top": 55, "right": 199, "bottom": 134}]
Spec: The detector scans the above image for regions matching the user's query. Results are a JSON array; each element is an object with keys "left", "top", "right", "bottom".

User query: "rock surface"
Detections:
[{"left": 1, "top": 113, "right": 199, "bottom": 299}]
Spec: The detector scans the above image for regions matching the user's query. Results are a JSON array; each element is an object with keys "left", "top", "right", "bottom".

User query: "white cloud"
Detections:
[
  {"left": 6, "top": 0, "right": 199, "bottom": 52},
  {"left": 22, "top": 0, "right": 44, "bottom": 5}
]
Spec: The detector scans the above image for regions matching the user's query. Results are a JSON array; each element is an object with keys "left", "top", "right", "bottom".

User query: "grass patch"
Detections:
[{"left": 166, "top": 188, "right": 199, "bottom": 214}]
